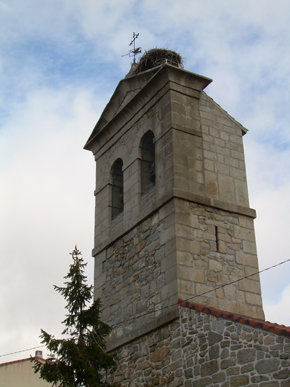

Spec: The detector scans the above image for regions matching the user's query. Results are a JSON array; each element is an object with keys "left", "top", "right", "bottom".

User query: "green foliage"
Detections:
[{"left": 32, "top": 247, "right": 116, "bottom": 387}]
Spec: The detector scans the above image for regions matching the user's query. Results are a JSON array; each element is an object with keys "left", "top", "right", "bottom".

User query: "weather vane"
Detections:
[{"left": 122, "top": 32, "right": 141, "bottom": 63}]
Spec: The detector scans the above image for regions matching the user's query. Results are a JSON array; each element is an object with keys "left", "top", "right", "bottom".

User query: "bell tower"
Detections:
[{"left": 84, "top": 49, "right": 264, "bottom": 351}]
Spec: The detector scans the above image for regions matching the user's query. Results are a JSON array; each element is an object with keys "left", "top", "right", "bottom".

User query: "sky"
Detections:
[{"left": 1, "top": 0, "right": 290, "bottom": 362}]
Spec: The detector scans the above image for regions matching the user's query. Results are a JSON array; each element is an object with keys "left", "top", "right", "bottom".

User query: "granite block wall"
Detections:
[
  {"left": 109, "top": 305, "right": 290, "bottom": 386},
  {"left": 175, "top": 199, "right": 264, "bottom": 319},
  {"left": 94, "top": 200, "right": 179, "bottom": 348}
]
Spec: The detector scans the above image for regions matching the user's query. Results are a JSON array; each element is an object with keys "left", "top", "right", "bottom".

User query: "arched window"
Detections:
[
  {"left": 140, "top": 131, "right": 155, "bottom": 194},
  {"left": 111, "top": 158, "right": 124, "bottom": 219}
]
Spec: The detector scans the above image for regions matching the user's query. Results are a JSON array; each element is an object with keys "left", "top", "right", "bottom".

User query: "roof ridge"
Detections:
[
  {"left": 178, "top": 298, "right": 290, "bottom": 338},
  {"left": 0, "top": 357, "right": 31, "bottom": 367},
  {"left": 0, "top": 355, "right": 44, "bottom": 367},
  {"left": 202, "top": 92, "right": 248, "bottom": 135}
]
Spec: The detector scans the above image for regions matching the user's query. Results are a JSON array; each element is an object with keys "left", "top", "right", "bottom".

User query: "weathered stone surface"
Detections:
[
  {"left": 88, "top": 60, "right": 287, "bottom": 387},
  {"left": 184, "top": 368, "right": 193, "bottom": 379},
  {"left": 208, "top": 331, "right": 223, "bottom": 345},
  {"left": 192, "top": 376, "right": 212, "bottom": 386},
  {"left": 230, "top": 375, "right": 249, "bottom": 386},
  {"left": 212, "top": 371, "right": 226, "bottom": 383},
  {"left": 251, "top": 375, "right": 269, "bottom": 383},
  {"left": 222, "top": 358, "right": 236, "bottom": 369},
  {"left": 91, "top": 64, "right": 264, "bottom": 350},
  {"left": 264, "top": 336, "right": 275, "bottom": 345},
  {"left": 237, "top": 348, "right": 256, "bottom": 364},
  {"left": 241, "top": 363, "right": 254, "bottom": 373},
  {"left": 273, "top": 368, "right": 290, "bottom": 379},
  {"left": 107, "top": 306, "right": 290, "bottom": 385},
  {"left": 201, "top": 360, "right": 218, "bottom": 376},
  {"left": 150, "top": 347, "right": 170, "bottom": 362},
  {"left": 209, "top": 344, "right": 220, "bottom": 359},
  {"left": 176, "top": 200, "right": 264, "bottom": 319},
  {"left": 136, "top": 240, "right": 146, "bottom": 253},
  {"left": 255, "top": 359, "right": 280, "bottom": 374}
]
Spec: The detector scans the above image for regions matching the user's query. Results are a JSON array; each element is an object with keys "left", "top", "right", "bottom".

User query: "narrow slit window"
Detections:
[
  {"left": 140, "top": 131, "right": 155, "bottom": 194},
  {"left": 215, "top": 226, "right": 219, "bottom": 252},
  {"left": 111, "top": 158, "right": 124, "bottom": 219}
]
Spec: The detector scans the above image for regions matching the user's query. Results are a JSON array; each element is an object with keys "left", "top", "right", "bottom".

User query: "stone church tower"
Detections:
[{"left": 84, "top": 49, "right": 265, "bottom": 354}]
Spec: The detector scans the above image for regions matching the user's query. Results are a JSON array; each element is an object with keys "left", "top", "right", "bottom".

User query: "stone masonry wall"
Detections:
[
  {"left": 96, "top": 195, "right": 264, "bottom": 349},
  {"left": 200, "top": 92, "right": 249, "bottom": 208},
  {"left": 92, "top": 75, "right": 174, "bottom": 254},
  {"left": 175, "top": 199, "right": 264, "bottom": 319},
  {"left": 92, "top": 64, "right": 264, "bottom": 333},
  {"left": 109, "top": 305, "right": 290, "bottom": 386},
  {"left": 94, "top": 200, "right": 178, "bottom": 347}
]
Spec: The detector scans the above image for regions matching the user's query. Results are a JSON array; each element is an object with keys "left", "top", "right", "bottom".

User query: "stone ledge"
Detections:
[
  {"left": 106, "top": 306, "right": 179, "bottom": 352},
  {"left": 92, "top": 193, "right": 174, "bottom": 256},
  {"left": 92, "top": 193, "right": 256, "bottom": 257},
  {"left": 172, "top": 124, "right": 202, "bottom": 138},
  {"left": 173, "top": 189, "right": 256, "bottom": 219}
]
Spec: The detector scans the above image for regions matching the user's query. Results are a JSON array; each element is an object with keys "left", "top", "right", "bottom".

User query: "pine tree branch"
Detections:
[{"left": 33, "top": 247, "right": 116, "bottom": 386}]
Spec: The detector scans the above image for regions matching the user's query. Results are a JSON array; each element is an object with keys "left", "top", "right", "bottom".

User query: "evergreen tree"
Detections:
[{"left": 33, "top": 247, "right": 116, "bottom": 387}]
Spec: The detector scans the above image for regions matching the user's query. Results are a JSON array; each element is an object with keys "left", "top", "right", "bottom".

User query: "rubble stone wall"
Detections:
[
  {"left": 95, "top": 200, "right": 179, "bottom": 348},
  {"left": 110, "top": 306, "right": 290, "bottom": 386}
]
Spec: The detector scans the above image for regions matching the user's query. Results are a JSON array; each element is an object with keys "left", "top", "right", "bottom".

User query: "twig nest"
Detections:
[{"left": 134, "top": 48, "right": 182, "bottom": 74}]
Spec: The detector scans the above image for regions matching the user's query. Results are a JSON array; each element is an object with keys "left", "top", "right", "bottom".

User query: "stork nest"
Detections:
[{"left": 134, "top": 48, "right": 182, "bottom": 74}]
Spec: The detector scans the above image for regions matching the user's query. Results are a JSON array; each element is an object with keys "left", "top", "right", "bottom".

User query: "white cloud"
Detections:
[
  {"left": 264, "top": 284, "right": 290, "bottom": 326},
  {"left": 0, "top": 86, "right": 102, "bottom": 360}
]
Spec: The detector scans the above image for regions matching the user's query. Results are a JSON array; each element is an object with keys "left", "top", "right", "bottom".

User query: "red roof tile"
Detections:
[{"left": 178, "top": 299, "right": 290, "bottom": 338}]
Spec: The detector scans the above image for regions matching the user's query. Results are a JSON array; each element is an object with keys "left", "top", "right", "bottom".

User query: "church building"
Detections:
[{"left": 85, "top": 49, "right": 290, "bottom": 386}]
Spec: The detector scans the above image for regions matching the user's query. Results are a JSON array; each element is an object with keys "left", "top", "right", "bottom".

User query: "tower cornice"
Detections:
[{"left": 84, "top": 63, "right": 212, "bottom": 152}]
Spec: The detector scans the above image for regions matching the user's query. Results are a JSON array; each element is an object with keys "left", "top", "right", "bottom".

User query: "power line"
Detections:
[
  {"left": 0, "top": 345, "right": 46, "bottom": 359},
  {"left": 0, "top": 258, "right": 289, "bottom": 359},
  {"left": 183, "top": 257, "right": 290, "bottom": 304},
  {"left": 110, "top": 257, "right": 290, "bottom": 328}
]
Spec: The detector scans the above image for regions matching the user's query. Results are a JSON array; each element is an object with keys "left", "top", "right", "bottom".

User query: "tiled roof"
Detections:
[{"left": 178, "top": 298, "right": 290, "bottom": 338}]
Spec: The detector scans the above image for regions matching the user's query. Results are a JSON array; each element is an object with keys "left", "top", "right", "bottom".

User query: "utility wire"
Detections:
[
  {"left": 0, "top": 258, "right": 289, "bottom": 358},
  {"left": 183, "top": 257, "right": 290, "bottom": 304},
  {"left": 110, "top": 257, "right": 290, "bottom": 328},
  {"left": 0, "top": 345, "right": 46, "bottom": 359}
]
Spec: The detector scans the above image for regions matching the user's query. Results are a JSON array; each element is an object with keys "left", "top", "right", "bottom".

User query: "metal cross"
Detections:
[{"left": 122, "top": 32, "right": 141, "bottom": 63}]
